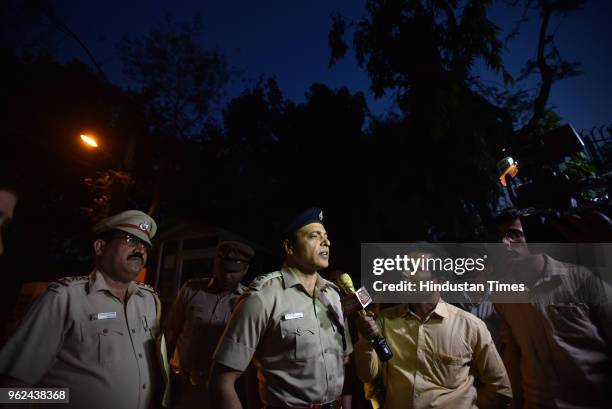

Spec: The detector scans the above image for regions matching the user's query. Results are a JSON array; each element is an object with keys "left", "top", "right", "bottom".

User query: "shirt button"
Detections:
[
  {"left": 142, "top": 384, "right": 146, "bottom": 389},
  {"left": 102, "top": 329, "right": 108, "bottom": 334},
  {"left": 296, "top": 328, "right": 302, "bottom": 334},
  {"left": 138, "top": 353, "right": 143, "bottom": 358},
  {"left": 132, "top": 329, "right": 136, "bottom": 333}
]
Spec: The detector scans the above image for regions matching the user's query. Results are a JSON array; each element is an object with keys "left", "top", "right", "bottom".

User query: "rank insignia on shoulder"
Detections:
[
  {"left": 47, "top": 282, "right": 63, "bottom": 293},
  {"left": 55, "top": 276, "right": 89, "bottom": 286},
  {"left": 249, "top": 271, "right": 282, "bottom": 290},
  {"left": 320, "top": 279, "right": 340, "bottom": 294},
  {"left": 136, "top": 281, "right": 157, "bottom": 293}
]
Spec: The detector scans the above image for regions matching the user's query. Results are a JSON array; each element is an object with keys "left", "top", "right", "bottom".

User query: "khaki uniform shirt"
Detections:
[
  {"left": 0, "top": 271, "right": 160, "bottom": 409},
  {"left": 166, "top": 278, "right": 245, "bottom": 384},
  {"left": 213, "top": 267, "right": 353, "bottom": 407},
  {"left": 495, "top": 255, "right": 612, "bottom": 409},
  {"left": 355, "top": 301, "right": 512, "bottom": 409}
]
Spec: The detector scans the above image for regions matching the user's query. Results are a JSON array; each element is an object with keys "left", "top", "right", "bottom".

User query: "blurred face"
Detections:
[
  {"left": 94, "top": 232, "right": 149, "bottom": 283},
  {"left": 401, "top": 251, "right": 435, "bottom": 281},
  {"left": 497, "top": 217, "right": 530, "bottom": 259},
  {"left": 284, "top": 223, "right": 330, "bottom": 274},
  {"left": 0, "top": 190, "right": 17, "bottom": 257},
  {"left": 402, "top": 251, "right": 438, "bottom": 303},
  {"left": 213, "top": 255, "right": 249, "bottom": 291}
]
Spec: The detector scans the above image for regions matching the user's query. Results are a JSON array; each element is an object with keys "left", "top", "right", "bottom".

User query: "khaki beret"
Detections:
[
  {"left": 93, "top": 210, "right": 157, "bottom": 246},
  {"left": 216, "top": 241, "right": 255, "bottom": 272}
]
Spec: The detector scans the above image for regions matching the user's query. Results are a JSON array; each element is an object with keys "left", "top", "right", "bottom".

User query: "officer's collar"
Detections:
[
  {"left": 88, "top": 270, "right": 144, "bottom": 297},
  {"left": 236, "top": 282, "right": 247, "bottom": 295},
  {"left": 280, "top": 265, "right": 323, "bottom": 291}
]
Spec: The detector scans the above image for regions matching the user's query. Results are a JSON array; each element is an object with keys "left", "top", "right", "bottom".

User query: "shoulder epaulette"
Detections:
[
  {"left": 320, "top": 278, "right": 341, "bottom": 295},
  {"left": 54, "top": 276, "right": 89, "bottom": 286},
  {"left": 136, "top": 281, "right": 157, "bottom": 293},
  {"left": 183, "top": 277, "right": 210, "bottom": 289},
  {"left": 249, "top": 271, "right": 283, "bottom": 290},
  {"left": 47, "top": 276, "right": 88, "bottom": 293}
]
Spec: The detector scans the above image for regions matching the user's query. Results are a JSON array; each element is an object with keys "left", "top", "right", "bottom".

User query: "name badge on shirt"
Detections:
[
  {"left": 284, "top": 312, "right": 304, "bottom": 320},
  {"left": 91, "top": 312, "right": 117, "bottom": 320}
]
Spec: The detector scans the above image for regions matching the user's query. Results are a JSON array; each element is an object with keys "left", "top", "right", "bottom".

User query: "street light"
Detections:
[{"left": 80, "top": 134, "right": 99, "bottom": 148}]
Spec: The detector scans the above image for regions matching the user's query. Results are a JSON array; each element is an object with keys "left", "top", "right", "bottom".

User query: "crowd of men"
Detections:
[{"left": 0, "top": 191, "right": 610, "bottom": 409}]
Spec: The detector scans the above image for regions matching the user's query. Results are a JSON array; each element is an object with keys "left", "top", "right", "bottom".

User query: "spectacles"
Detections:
[
  {"left": 114, "top": 233, "right": 151, "bottom": 251},
  {"left": 502, "top": 228, "right": 525, "bottom": 242}
]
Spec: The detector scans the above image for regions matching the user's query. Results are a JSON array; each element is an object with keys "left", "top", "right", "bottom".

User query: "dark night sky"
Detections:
[{"left": 42, "top": 0, "right": 612, "bottom": 131}]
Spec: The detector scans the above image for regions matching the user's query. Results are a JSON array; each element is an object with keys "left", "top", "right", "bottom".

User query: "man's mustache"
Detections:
[{"left": 127, "top": 253, "right": 144, "bottom": 262}]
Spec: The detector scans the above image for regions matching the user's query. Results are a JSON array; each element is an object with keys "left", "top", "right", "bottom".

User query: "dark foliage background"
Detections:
[{"left": 1, "top": 1, "right": 609, "bottom": 309}]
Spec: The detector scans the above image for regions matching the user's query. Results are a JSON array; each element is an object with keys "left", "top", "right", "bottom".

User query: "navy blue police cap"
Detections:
[{"left": 282, "top": 207, "right": 324, "bottom": 238}]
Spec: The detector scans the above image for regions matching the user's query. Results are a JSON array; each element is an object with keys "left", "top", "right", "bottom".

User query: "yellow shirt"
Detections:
[{"left": 354, "top": 301, "right": 512, "bottom": 409}]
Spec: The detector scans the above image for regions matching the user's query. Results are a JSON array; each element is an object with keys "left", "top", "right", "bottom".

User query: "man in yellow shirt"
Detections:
[{"left": 355, "top": 246, "right": 512, "bottom": 409}]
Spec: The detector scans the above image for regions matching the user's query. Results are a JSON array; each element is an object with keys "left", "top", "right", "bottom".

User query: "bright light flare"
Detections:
[
  {"left": 80, "top": 134, "right": 99, "bottom": 148},
  {"left": 497, "top": 156, "right": 518, "bottom": 187}
]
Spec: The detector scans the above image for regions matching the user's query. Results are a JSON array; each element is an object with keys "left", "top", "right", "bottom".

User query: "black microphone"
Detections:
[{"left": 338, "top": 273, "right": 393, "bottom": 362}]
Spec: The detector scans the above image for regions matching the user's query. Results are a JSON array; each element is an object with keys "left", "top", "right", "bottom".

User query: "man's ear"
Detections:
[
  {"left": 282, "top": 239, "right": 293, "bottom": 255},
  {"left": 93, "top": 239, "right": 106, "bottom": 257}
]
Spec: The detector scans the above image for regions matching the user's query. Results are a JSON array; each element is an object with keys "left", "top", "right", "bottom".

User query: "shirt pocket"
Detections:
[
  {"left": 431, "top": 353, "right": 472, "bottom": 389},
  {"left": 547, "top": 303, "right": 599, "bottom": 341},
  {"left": 279, "top": 319, "right": 319, "bottom": 362},
  {"left": 141, "top": 314, "right": 159, "bottom": 338},
  {"left": 140, "top": 314, "right": 159, "bottom": 359},
  {"left": 190, "top": 305, "right": 207, "bottom": 319},
  {"left": 80, "top": 319, "right": 126, "bottom": 365}
]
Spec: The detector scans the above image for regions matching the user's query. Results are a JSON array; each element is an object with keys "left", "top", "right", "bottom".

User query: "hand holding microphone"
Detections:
[
  {"left": 338, "top": 273, "right": 393, "bottom": 362},
  {"left": 356, "top": 311, "right": 380, "bottom": 339}
]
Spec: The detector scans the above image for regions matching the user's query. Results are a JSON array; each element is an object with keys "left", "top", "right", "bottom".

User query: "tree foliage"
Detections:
[
  {"left": 1, "top": 2, "right": 598, "bottom": 282},
  {"left": 515, "top": 0, "right": 586, "bottom": 134},
  {"left": 0, "top": 48, "right": 133, "bottom": 276},
  {"left": 119, "top": 15, "right": 230, "bottom": 140},
  {"left": 330, "top": 0, "right": 511, "bottom": 104},
  {"left": 329, "top": 0, "right": 514, "bottom": 238}
]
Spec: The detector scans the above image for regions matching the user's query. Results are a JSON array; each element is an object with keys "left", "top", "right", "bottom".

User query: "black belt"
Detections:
[{"left": 266, "top": 398, "right": 342, "bottom": 409}]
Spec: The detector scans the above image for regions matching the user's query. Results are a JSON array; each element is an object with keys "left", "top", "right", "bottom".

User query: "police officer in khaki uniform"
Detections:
[
  {"left": 0, "top": 210, "right": 170, "bottom": 409},
  {"left": 166, "top": 241, "right": 254, "bottom": 408},
  {"left": 211, "top": 208, "right": 352, "bottom": 409}
]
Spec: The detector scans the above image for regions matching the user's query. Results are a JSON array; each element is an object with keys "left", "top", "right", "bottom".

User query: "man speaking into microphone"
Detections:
[
  {"left": 211, "top": 208, "right": 352, "bottom": 409},
  {"left": 354, "top": 244, "right": 512, "bottom": 409},
  {"left": 336, "top": 273, "right": 393, "bottom": 363}
]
